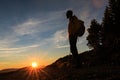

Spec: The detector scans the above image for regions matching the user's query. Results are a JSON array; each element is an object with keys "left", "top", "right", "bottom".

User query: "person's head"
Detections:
[{"left": 66, "top": 10, "right": 73, "bottom": 19}]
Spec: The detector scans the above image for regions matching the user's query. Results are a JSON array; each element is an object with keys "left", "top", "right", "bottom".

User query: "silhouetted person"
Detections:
[{"left": 66, "top": 10, "right": 81, "bottom": 67}]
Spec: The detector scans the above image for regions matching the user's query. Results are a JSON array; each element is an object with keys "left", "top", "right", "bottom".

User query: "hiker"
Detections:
[{"left": 66, "top": 10, "right": 83, "bottom": 67}]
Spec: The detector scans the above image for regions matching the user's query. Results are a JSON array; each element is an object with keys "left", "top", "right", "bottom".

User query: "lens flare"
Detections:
[{"left": 22, "top": 63, "right": 52, "bottom": 80}]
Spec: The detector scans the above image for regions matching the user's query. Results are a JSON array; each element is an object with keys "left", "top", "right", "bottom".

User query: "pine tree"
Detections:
[{"left": 102, "top": 0, "right": 120, "bottom": 48}]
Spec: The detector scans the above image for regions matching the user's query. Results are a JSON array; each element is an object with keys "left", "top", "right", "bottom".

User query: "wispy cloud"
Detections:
[
  {"left": 0, "top": 44, "right": 39, "bottom": 51},
  {"left": 13, "top": 10, "right": 65, "bottom": 36},
  {"left": 92, "top": 0, "right": 106, "bottom": 8},
  {"left": 79, "top": 9, "right": 90, "bottom": 21},
  {"left": 38, "top": 29, "right": 68, "bottom": 49},
  {"left": 0, "top": 44, "right": 39, "bottom": 58},
  {"left": 0, "top": 35, "right": 19, "bottom": 48},
  {"left": 13, "top": 19, "right": 41, "bottom": 35},
  {"left": 53, "top": 29, "right": 68, "bottom": 48},
  {"left": 0, "top": 10, "right": 66, "bottom": 54}
]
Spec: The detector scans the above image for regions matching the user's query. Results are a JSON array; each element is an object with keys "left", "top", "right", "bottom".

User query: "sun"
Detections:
[{"left": 31, "top": 62, "right": 38, "bottom": 68}]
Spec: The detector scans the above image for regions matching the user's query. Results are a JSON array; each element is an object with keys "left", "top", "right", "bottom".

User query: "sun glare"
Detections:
[{"left": 32, "top": 62, "right": 38, "bottom": 68}]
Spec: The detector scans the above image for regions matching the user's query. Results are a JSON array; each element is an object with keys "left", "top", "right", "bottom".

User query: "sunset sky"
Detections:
[{"left": 0, "top": 0, "right": 107, "bottom": 70}]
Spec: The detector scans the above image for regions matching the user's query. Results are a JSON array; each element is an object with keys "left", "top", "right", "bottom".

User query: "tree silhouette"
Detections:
[
  {"left": 87, "top": 19, "right": 101, "bottom": 50},
  {"left": 86, "top": 0, "right": 120, "bottom": 65},
  {"left": 102, "top": 0, "right": 120, "bottom": 49}
]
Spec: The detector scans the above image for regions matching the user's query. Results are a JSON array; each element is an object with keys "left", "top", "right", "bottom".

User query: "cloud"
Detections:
[
  {"left": 13, "top": 19, "right": 41, "bottom": 35},
  {"left": 79, "top": 9, "right": 90, "bottom": 20},
  {"left": 39, "top": 29, "right": 68, "bottom": 49},
  {"left": 13, "top": 10, "right": 65, "bottom": 36},
  {"left": 0, "top": 10, "right": 66, "bottom": 54},
  {"left": 0, "top": 35, "right": 19, "bottom": 48},
  {"left": 0, "top": 43, "right": 39, "bottom": 57},
  {"left": 53, "top": 29, "right": 69, "bottom": 48},
  {"left": 0, "top": 44, "right": 39, "bottom": 51},
  {"left": 92, "top": 0, "right": 106, "bottom": 8}
]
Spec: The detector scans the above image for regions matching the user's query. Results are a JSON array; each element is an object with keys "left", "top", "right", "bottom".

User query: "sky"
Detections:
[{"left": 0, "top": 0, "right": 108, "bottom": 70}]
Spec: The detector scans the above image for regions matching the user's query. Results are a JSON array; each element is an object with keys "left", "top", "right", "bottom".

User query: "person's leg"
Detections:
[
  {"left": 69, "top": 35, "right": 80, "bottom": 66},
  {"left": 70, "top": 36, "right": 78, "bottom": 58}
]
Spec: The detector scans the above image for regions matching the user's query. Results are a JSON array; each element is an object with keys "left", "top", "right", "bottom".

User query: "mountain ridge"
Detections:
[{"left": 0, "top": 50, "right": 120, "bottom": 80}]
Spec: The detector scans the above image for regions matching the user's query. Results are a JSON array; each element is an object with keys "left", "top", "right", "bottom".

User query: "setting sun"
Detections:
[{"left": 31, "top": 62, "right": 38, "bottom": 68}]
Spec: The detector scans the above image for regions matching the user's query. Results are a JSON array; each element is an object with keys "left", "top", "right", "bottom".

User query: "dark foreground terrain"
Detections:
[{"left": 0, "top": 50, "right": 120, "bottom": 80}]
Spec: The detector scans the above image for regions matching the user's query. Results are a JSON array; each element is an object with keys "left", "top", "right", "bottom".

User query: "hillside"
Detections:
[{"left": 0, "top": 50, "right": 120, "bottom": 80}]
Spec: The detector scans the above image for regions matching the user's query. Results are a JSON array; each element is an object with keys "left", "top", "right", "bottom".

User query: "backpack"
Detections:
[{"left": 77, "top": 20, "right": 85, "bottom": 37}]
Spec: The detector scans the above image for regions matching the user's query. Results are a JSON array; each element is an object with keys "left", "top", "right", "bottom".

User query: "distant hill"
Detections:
[
  {"left": 0, "top": 68, "right": 18, "bottom": 74},
  {"left": 0, "top": 50, "right": 120, "bottom": 80}
]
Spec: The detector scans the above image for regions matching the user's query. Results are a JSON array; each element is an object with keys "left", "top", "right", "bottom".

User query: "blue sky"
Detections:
[{"left": 0, "top": 0, "right": 107, "bottom": 69}]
